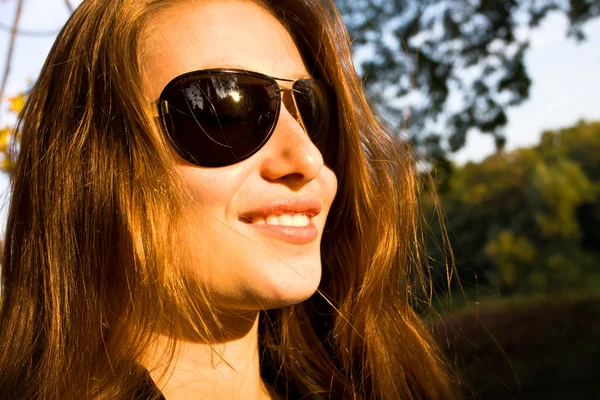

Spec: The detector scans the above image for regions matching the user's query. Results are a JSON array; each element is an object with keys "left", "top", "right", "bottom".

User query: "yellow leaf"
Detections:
[
  {"left": 8, "top": 93, "right": 26, "bottom": 114},
  {"left": 0, "top": 154, "right": 16, "bottom": 173},
  {"left": 0, "top": 128, "right": 10, "bottom": 153},
  {"left": 0, "top": 157, "right": 13, "bottom": 173}
]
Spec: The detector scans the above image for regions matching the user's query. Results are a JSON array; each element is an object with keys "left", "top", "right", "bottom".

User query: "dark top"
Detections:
[{"left": 135, "top": 371, "right": 166, "bottom": 400}]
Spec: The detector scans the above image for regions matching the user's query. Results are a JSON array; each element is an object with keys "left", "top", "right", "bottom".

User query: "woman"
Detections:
[{"left": 0, "top": 0, "right": 460, "bottom": 399}]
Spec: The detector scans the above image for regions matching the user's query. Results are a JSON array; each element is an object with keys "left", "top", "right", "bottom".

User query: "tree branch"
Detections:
[
  {"left": 0, "top": 0, "right": 25, "bottom": 126},
  {"left": 0, "top": 20, "right": 59, "bottom": 37},
  {"left": 64, "top": 0, "right": 74, "bottom": 13}
]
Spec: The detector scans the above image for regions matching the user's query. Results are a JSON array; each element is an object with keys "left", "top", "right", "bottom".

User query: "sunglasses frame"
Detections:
[{"left": 152, "top": 68, "right": 326, "bottom": 167}]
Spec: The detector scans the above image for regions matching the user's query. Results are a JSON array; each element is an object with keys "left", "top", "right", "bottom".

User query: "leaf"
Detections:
[
  {"left": 0, "top": 128, "right": 10, "bottom": 153},
  {"left": 8, "top": 93, "right": 26, "bottom": 114},
  {"left": 0, "top": 157, "right": 15, "bottom": 174}
]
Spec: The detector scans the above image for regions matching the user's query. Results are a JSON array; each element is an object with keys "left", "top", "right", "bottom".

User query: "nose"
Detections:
[{"left": 259, "top": 105, "right": 324, "bottom": 187}]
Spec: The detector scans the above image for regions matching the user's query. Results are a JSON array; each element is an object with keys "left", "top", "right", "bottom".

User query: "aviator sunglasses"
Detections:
[{"left": 154, "top": 68, "right": 338, "bottom": 168}]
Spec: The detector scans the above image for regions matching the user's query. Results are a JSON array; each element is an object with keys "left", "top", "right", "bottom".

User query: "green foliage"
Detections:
[
  {"left": 335, "top": 0, "right": 600, "bottom": 158},
  {"left": 484, "top": 230, "right": 536, "bottom": 291},
  {"left": 530, "top": 158, "right": 595, "bottom": 239},
  {"left": 427, "top": 120, "right": 600, "bottom": 295}
]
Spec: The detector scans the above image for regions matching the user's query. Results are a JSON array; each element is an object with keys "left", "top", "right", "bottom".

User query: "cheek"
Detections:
[
  {"left": 173, "top": 167, "right": 248, "bottom": 292},
  {"left": 177, "top": 164, "right": 247, "bottom": 215},
  {"left": 323, "top": 167, "right": 338, "bottom": 212}
]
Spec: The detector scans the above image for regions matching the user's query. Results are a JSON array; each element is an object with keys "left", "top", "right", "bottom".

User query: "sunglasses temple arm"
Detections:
[
  {"left": 151, "top": 100, "right": 170, "bottom": 117},
  {"left": 289, "top": 92, "right": 308, "bottom": 133}
]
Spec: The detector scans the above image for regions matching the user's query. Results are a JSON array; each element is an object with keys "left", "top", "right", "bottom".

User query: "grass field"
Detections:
[{"left": 431, "top": 291, "right": 600, "bottom": 399}]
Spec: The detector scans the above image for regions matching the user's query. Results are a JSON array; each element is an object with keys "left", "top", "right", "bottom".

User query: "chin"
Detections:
[{"left": 243, "top": 256, "right": 323, "bottom": 309}]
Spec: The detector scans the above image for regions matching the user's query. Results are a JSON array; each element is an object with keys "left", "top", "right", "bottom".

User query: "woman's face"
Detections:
[{"left": 143, "top": 0, "right": 338, "bottom": 310}]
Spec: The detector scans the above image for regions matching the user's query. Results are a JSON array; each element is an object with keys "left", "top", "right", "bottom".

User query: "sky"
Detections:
[{"left": 1, "top": 0, "right": 600, "bottom": 232}]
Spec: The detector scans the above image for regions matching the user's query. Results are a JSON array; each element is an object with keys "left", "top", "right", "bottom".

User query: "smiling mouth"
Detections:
[
  {"left": 240, "top": 213, "right": 311, "bottom": 227},
  {"left": 239, "top": 213, "right": 318, "bottom": 245}
]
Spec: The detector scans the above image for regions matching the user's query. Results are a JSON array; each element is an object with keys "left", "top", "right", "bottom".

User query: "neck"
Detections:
[{"left": 145, "top": 311, "right": 273, "bottom": 400}]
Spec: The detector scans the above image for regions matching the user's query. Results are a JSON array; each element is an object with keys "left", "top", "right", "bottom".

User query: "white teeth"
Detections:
[
  {"left": 266, "top": 215, "right": 280, "bottom": 225},
  {"left": 279, "top": 214, "right": 293, "bottom": 226},
  {"left": 292, "top": 214, "right": 306, "bottom": 226},
  {"left": 252, "top": 214, "right": 310, "bottom": 227}
]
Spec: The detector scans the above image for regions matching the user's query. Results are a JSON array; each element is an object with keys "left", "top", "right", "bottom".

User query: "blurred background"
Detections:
[{"left": 1, "top": 0, "right": 599, "bottom": 398}]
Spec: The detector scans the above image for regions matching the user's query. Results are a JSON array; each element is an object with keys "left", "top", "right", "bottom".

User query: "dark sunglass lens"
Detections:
[
  {"left": 161, "top": 72, "right": 279, "bottom": 167},
  {"left": 293, "top": 79, "right": 338, "bottom": 167}
]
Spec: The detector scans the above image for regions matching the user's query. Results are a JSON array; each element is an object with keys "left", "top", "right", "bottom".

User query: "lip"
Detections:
[
  {"left": 239, "top": 197, "right": 322, "bottom": 244},
  {"left": 239, "top": 197, "right": 322, "bottom": 220},
  {"left": 247, "top": 223, "right": 318, "bottom": 244}
]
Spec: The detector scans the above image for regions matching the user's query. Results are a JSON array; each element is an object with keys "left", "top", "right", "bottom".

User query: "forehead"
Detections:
[{"left": 142, "top": 0, "right": 309, "bottom": 99}]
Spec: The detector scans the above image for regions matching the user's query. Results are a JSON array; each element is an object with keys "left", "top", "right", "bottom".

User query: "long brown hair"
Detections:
[{"left": 0, "top": 0, "right": 460, "bottom": 398}]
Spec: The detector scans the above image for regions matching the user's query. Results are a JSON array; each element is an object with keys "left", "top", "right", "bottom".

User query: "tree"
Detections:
[
  {"left": 538, "top": 120, "right": 600, "bottom": 253},
  {"left": 335, "top": 0, "right": 600, "bottom": 160},
  {"left": 426, "top": 120, "right": 600, "bottom": 295}
]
